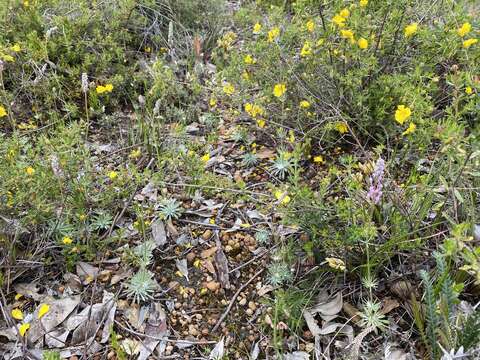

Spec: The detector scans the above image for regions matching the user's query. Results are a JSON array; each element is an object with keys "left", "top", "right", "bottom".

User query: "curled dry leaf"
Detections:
[
  {"left": 209, "top": 337, "right": 225, "bottom": 360},
  {"left": 214, "top": 235, "right": 230, "bottom": 289},
  {"left": 310, "top": 291, "right": 343, "bottom": 322}
]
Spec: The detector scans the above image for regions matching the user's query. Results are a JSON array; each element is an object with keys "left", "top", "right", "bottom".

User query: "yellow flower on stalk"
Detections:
[
  {"left": 209, "top": 98, "right": 217, "bottom": 107},
  {"left": 340, "top": 29, "right": 355, "bottom": 43},
  {"left": 457, "top": 22, "right": 471, "bottom": 37},
  {"left": 463, "top": 38, "right": 478, "bottom": 48},
  {"left": 19, "top": 323, "right": 30, "bottom": 337},
  {"left": 465, "top": 86, "right": 473, "bottom": 95},
  {"left": 402, "top": 122, "right": 416, "bottom": 136},
  {"left": 26, "top": 167, "right": 35, "bottom": 176},
  {"left": 394, "top": 104, "right": 412, "bottom": 124},
  {"left": 325, "top": 257, "right": 346, "bottom": 271},
  {"left": 339, "top": 8, "right": 350, "bottom": 18},
  {"left": 11, "top": 308, "right": 23, "bottom": 320},
  {"left": 299, "top": 100, "right": 311, "bottom": 109},
  {"left": 313, "top": 155, "right": 324, "bottom": 163},
  {"left": 62, "top": 236, "right": 73, "bottom": 245},
  {"left": 274, "top": 190, "right": 291, "bottom": 205},
  {"left": 244, "top": 54, "right": 256, "bottom": 65},
  {"left": 253, "top": 23, "right": 262, "bottom": 34},
  {"left": 11, "top": 44, "right": 21, "bottom": 52},
  {"left": 37, "top": 304, "right": 50, "bottom": 319},
  {"left": 335, "top": 122, "right": 348, "bottom": 134},
  {"left": 300, "top": 41, "right": 312, "bottom": 57},
  {"left": 332, "top": 14, "right": 346, "bottom": 27},
  {"left": 306, "top": 20, "right": 315, "bottom": 33},
  {"left": 245, "top": 103, "right": 264, "bottom": 117},
  {"left": 0, "top": 106, "right": 7, "bottom": 117},
  {"left": 201, "top": 153, "right": 210, "bottom": 163},
  {"left": 357, "top": 37, "right": 368, "bottom": 49},
  {"left": 360, "top": 0, "right": 368, "bottom": 7},
  {"left": 223, "top": 82, "right": 235, "bottom": 95},
  {"left": 267, "top": 27, "right": 280, "bottom": 42},
  {"left": 404, "top": 23, "right": 418, "bottom": 38},
  {"left": 108, "top": 171, "right": 118, "bottom": 180},
  {"left": 257, "top": 119, "right": 266, "bottom": 128},
  {"left": 273, "top": 83, "right": 287, "bottom": 98}
]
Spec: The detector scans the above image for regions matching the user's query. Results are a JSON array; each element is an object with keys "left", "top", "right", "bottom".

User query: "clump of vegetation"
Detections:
[{"left": 1, "top": 0, "right": 480, "bottom": 358}]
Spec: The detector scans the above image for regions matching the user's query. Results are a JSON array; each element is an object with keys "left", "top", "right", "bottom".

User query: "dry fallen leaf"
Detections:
[
  {"left": 310, "top": 291, "right": 343, "bottom": 322},
  {"left": 151, "top": 218, "right": 167, "bottom": 247}
]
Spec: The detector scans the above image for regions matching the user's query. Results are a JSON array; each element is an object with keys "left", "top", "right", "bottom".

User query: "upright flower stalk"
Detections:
[{"left": 366, "top": 157, "right": 385, "bottom": 205}]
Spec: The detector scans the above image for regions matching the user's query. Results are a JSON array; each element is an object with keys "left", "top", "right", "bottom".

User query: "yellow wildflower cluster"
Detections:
[
  {"left": 268, "top": 27, "right": 280, "bottom": 42},
  {"left": 332, "top": 8, "right": 350, "bottom": 28},
  {"left": 223, "top": 82, "right": 235, "bottom": 95},
  {"left": 217, "top": 31, "right": 237, "bottom": 50},
  {"left": 253, "top": 23, "right": 262, "bottom": 34},
  {"left": 96, "top": 83, "right": 113, "bottom": 94},
  {"left": 244, "top": 54, "right": 256, "bottom": 65},
  {"left": 300, "top": 41, "right": 313, "bottom": 57},
  {"left": 11, "top": 303, "right": 50, "bottom": 337},
  {"left": 244, "top": 103, "right": 264, "bottom": 118},
  {"left": 306, "top": 20, "right": 315, "bottom": 33}
]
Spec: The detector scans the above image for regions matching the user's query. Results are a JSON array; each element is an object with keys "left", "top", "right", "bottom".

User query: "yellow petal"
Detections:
[
  {"left": 19, "top": 322, "right": 30, "bottom": 336},
  {"left": 38, "top": 303, "right": 50, "bottom": 319},
  {"left": 11, "top": 308, "right": 24, "bottom": 320}
]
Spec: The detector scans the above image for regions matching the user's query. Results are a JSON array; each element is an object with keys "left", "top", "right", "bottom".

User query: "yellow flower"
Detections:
[
  {"left": 404, "top": 23, "right": 418, "bottom": 38},
  {"left": 209, "top": 98, "right": 217, "bottom": 107},
  {"left": 316, "top": 39, "right": 325, "bottom": 47},
  {"left": 23, "top": 0, "right": 29, "bottom": 7},
  {"left": 313, "top": 155, "right": 324, "bottom": 163},
  {"left": 357, "top": 37, "right": 368, "bottom": 49},
  {"left": 245, "top": 103, "right": 264, "bottom": 117},
  {"left": 11, "top": 44, "right": 21, "bottom": 52},
  {"left": 15, "top": 293, "right": 23, "bottom": 301},
  {"left": 2, "top": 54, "right": 15, "bottom": 62},
  {"left": 62, "top": 236, "right": 73, "bottom": 245},
  {"left": 402, "top": 122, "right": 416, "bottom": 136},
  {"left": 253, "top": 23, "right": 262, "bottom": 34},
  {"left": 0, "top": 106, "right": 7, "bottom": 117},
  {"left": 274, "top": 190, "right": 291, "bottom": 205},
  {"left": 457, "top": 22, "right": 471, "bottom": 37},
  {"left": 108, "top": 171, "right": 118, "bottom": 180},
  {"left": 299, "top": 100, "right": 311, "bottom": 109},
  {"left": 465, "top": 86, "right": 473, "bottom": 95},
  {"left": 11, "top": 308, "right": 24, "bottom": 320},
  {"left": 339, "top": 8, "right": 350, "bottom": 18},
  {"left": 340, "top": 29, "right": 355, "bottom": 43},
  {"left": 257, "top": 119, "right": 266, "bottom": 128},
  {"left": 300, "top": 41, "right": 312, "bottom": 57},
  {"left": 273, "top": 83, "right": 287, "bottom": 98},
  {"left": 244, "top": 54, "right": 256, "bottom": 65},
  {"left": 267, "top": 27, "right": 280, "bottom": 42},
  {"left": 38, "top": 304, "right": 50, "bottom": 319},
  {"left": 201, "top": 153, "right": 210, "bottom": 163},
  {"left": 129, "top": 148, "right": 142, "bottom": 159},
  {"left": 332, "top": 14, "right": 346, "bottom": 27},
  {"left": 223, "top": 82, "right": 235, "bottom": 95},
  {"left": 335, "top": 122, "right": 348, "bottom": 134},
  {"left": 96, "top": 84, "right": 113, "bottom": 94},
  {"left": 19, "top": 323, "right": 30, "bottom": 337},
  {"left": 394, "top": 104, "right": 412, "bottom": 124},
  {"left": 360, "top": 0, "right": 368, "bottom": 7},
  {"left": 306, "top": 20, "right": 315, "bottom": 33},
  {"left": 242, "top": 71, "right": 250, "bottom": 81},
  {"left": 26, "top": 167, "right": 35, "bottom": 176},
  {"left": 145, "top": 46, "right": 151, "bottom": 53},
  {"left": 325, "top": 257, "right": 346, "bottom": 271},
  {"left": 463, "top": 38, "right": 478, "bottom": 48}
]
